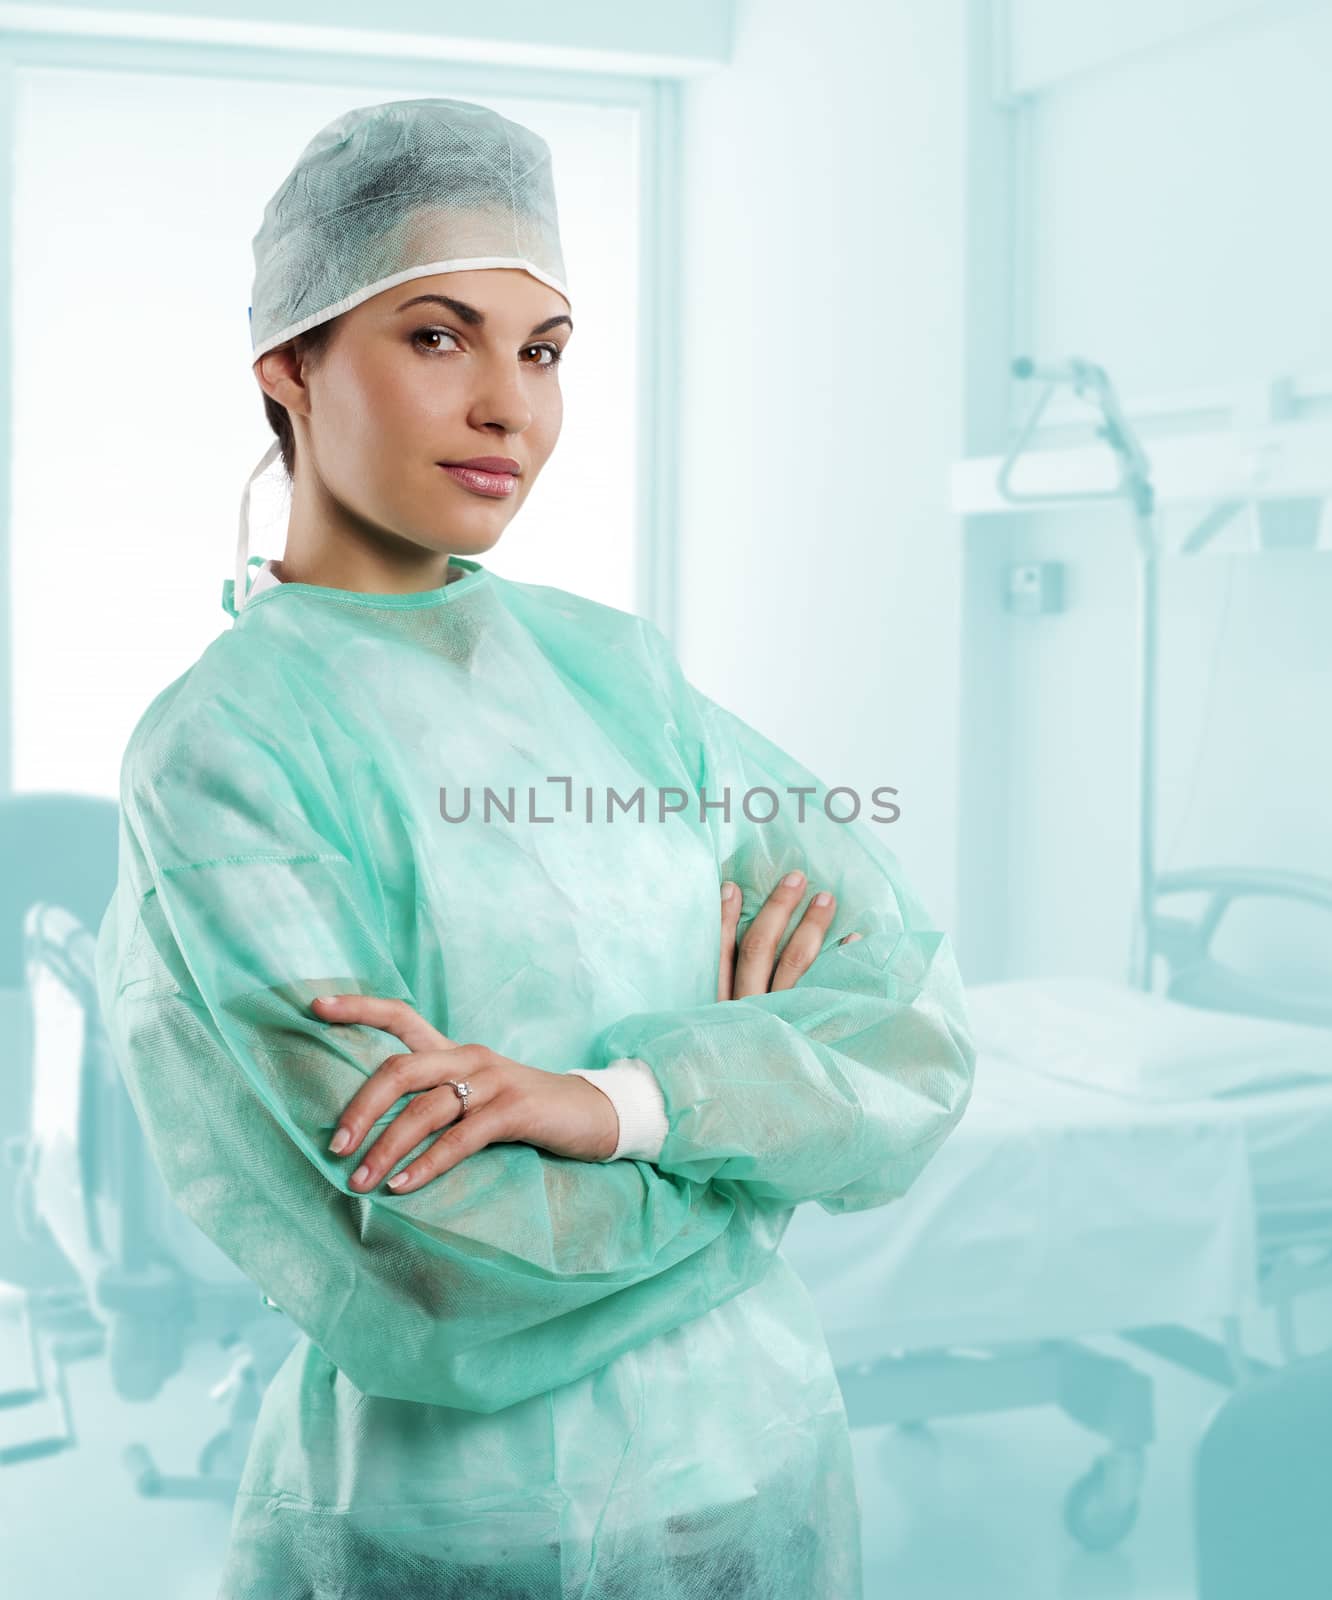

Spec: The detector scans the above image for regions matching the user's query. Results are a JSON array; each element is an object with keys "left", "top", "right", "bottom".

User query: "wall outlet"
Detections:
[{"left": 1005, "top": 560, "right": 1065, "bottom": 615}]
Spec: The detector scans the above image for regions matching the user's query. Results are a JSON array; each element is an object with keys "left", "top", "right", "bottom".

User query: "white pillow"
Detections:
[{"left": 966, "top": 976, "right": 1332, "bottom": 1100}]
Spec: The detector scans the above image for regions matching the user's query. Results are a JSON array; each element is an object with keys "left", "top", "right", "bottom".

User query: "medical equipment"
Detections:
[
  {"left": 4, "top": 868, "right": 297, "bottom": 1493},
  {"left": 999, "top": 355, "right": 1159, "bottom": 985},
  {"left": 1, "top": 787, "right": 296, "bottom": 1488}
]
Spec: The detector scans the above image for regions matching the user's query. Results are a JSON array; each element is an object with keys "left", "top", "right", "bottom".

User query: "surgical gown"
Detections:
[{"left": 94, "top": 557, "right": 976, "bottom": 1599}]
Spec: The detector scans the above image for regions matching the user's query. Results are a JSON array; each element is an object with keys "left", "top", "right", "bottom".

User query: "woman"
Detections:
[{"left": 95, "top": 97, "right": 976, "bottom": 1598}]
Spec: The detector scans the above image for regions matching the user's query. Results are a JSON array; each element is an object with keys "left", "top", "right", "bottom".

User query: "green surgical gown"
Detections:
[{"left": 94, "top": 556, "right": 976, "bottom": 1598}]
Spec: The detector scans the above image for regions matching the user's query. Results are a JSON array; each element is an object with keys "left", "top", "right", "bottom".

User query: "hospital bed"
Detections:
[
  {"left": 784, "top": 866, "right": 1332, "bottom": 1550},
  {"left": 787, "top": 1040, "right": 1330, "bottom": 1538}
]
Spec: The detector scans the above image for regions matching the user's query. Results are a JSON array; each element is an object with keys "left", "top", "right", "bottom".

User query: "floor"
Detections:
[
  {"left": 4, "top": 1297, "right": 1329, "bottom": 1598},
  {"left": 854, "top": 1332, "right": 1207, "bottom": 1598}
]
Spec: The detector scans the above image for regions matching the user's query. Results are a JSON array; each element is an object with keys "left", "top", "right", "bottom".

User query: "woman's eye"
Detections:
[
  {"left": 412, "top": 327, "right": 462, "bottom": 355},
  {"left": 524, "top": 343, "right": 564, "bottom": 369}
]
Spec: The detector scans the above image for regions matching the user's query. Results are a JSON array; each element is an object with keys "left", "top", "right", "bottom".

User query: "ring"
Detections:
[{"left": 443, "top": 1079, "right": 472, "bottom": 1118}]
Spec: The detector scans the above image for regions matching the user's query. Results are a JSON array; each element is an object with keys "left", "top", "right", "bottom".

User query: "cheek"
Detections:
[
  {"left": 528, "top": 385, "right": 564, "bottom": 466},
  {"left": 313, "top": 363, "right": 383, "bottom": 469},
  {"left": 330, "top": 349, "right": 439, "bottom": 440},
  {"left": 354, "top": 370, "right": 454, "bottom": 488},
  {"left": 366, "top": 358, "right": 441, "bottom": 431}
]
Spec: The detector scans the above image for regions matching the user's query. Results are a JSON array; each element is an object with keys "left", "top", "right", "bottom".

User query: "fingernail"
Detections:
[
  {"left": 314, "top": 995, "right": 340, "bottom": 1009},
  {"left": 813, "top": 891, "right": 831, "bottom": 907},
  {"left": 386, "top": 1170, "right": 410, "bottom": 1190},
  {"left": 721, "top": 882, "right": 737, "bottom": 902},
  {"left": 782, "top": 871, "right": 804, "bottom": 888},
  {"left": 329, "top": 1127, "right": 350, "bottom": 1154},
  {"left": 351, "top": 1164, "right": 370, "bottom": 1186}
]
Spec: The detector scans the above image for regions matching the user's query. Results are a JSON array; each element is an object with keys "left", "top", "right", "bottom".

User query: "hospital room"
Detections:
[{"left": 2, "top": 0, "right": 1330, "bottom": 1595}]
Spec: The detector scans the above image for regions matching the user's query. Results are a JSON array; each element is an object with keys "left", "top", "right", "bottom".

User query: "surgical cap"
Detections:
[{"left": 231, "top": 97, "right": 569, "bottom": 614}]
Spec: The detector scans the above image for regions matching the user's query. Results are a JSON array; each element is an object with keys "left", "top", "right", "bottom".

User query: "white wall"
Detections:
[
  {"left": 1006, "top": 0, "right": 1292, "bottom": 95},
  {"left": 969, "top": 0, "right": 1332, "bottom": 982},
  {"left": 673, "top": 0, "right": 975, "bottom": 944},
  {"left": 1027, "top": 0, "right": 1332, "bottom": 395}
]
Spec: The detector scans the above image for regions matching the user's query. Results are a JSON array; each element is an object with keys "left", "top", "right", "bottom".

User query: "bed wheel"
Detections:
[
  {"left": 123, "top": 1442, "right": 162, "bottom": 1496},
  {"left": 1063, "top": 1448, "right": 1144, "bottom": 1551}
]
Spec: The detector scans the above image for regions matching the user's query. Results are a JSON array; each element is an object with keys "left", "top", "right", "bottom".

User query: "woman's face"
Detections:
[{"left": 261, "top": 264, "right": 572, "bottom": 562}]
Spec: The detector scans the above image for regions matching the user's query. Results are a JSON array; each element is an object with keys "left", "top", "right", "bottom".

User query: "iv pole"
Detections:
[{"left": 997, "top": 358, "right": 1161, "bottom": 991}]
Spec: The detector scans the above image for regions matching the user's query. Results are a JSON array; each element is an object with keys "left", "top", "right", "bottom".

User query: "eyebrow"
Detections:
[{"left": 395, "top": 292, "right": 572, "bottom": 337}]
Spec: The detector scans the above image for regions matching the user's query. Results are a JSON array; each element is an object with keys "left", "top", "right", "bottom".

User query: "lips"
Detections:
[
  {"left": 440, "top": 456, "right": 520, "bottom": 475},
  {"left": 438, "top": 463, "right": 519, "bottom": 499}
]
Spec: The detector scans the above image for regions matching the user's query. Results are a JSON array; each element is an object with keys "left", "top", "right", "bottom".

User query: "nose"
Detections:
[{"left": 465, "top": 354, "right": 534, "bottom": 438}]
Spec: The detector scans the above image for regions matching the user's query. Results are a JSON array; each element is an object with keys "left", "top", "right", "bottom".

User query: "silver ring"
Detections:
[{"left": 444, "top": 1079, "right": 472, "bottom": 1117}]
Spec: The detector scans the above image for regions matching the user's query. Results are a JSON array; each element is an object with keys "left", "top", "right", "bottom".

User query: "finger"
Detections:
[
  {"left": 384, "top": 1101, "right": 513, "bottom": 1193},
  {"left": 349, "top": 1079, "right": 484, "bottom": 1191},
  {"left": 311, "top": 993, "right": 454, "bottom": 1054},
  {"left": 770, "top": 890, "right": 838, "bottom": 992},
  {"left": 717, "top": 881, "right": 742, "bottom": 1002},
  {"left": 733, "top": 870, "right": 807, "bottom": 999},
  {"left": 332, "top": 1041, "right": 490, "bottom": 1161},
  {"left": 839, "top": 931, "right": 864, "bottom": 946}
]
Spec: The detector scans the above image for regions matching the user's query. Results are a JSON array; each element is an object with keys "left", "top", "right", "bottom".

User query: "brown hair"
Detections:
[{"left": 260, "top": 317, "right": 339, "bottom": 480}]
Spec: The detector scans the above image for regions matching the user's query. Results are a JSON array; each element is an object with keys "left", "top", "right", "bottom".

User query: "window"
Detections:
[{"left": 11, "top": 64, "right": 645, "bottom": 794}]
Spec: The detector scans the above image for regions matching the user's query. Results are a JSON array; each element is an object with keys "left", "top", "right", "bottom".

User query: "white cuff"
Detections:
[{"left": 569, "top": 1058, "right": 669, "bottom": 1162}]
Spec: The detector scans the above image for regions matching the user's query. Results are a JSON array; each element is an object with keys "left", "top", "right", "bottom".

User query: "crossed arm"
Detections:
[{"left": 312, "top": 869, "right": 867, "bottom": 1197}]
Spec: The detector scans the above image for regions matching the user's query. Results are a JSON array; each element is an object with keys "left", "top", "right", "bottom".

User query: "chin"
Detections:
[
  {"left": 451, "top": 530, "right": 508, "bottom": 559},
  {"left": 446, "top": 507, "right": 519, "bottom": 547}
]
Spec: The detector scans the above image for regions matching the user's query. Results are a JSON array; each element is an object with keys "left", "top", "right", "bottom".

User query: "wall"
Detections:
[
  {"left": 965, "top": 0, "right": 1332, "bottom": 981},
  {"left": 673, "top": 0, "right": 978, "bottom": 945}
]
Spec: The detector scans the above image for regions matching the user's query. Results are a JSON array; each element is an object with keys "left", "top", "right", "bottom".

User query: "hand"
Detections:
[
  {"left": 309, "top": 995, "right": 621, "bottom": 1194},
  {"left": 717, "top": 873, "right": 863, "bottom": 1001}
]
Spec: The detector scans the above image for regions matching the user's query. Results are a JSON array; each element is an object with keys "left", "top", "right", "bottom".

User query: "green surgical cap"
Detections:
[
  {"left": 248, "top": 95, "right": 569, "bottom": 360},
  {"left": 234, "top": 96, "right": 569, "bottom": 611}
]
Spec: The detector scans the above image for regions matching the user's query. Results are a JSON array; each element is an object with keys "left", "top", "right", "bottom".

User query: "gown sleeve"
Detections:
[
  {"left": 95, "top": 718, "right": 785, "bottom": 1416},
  {"left": 584, "top": 621, "right": 977, "bottom": 1215}
]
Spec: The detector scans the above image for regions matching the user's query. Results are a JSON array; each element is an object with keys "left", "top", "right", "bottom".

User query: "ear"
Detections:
[{"left": 254, "top": 344, "right": 310, "bottom": 419}]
